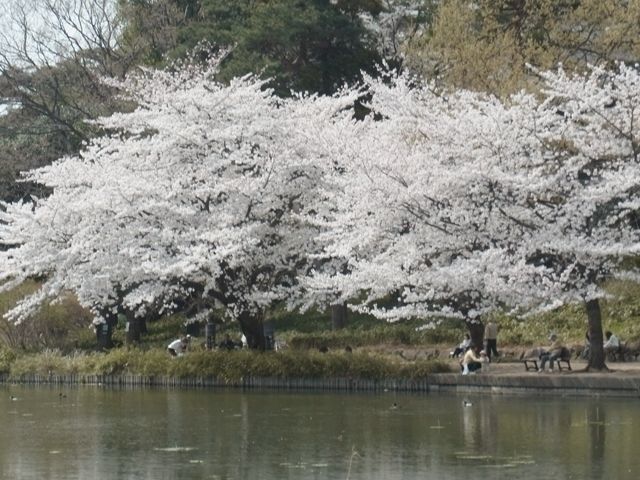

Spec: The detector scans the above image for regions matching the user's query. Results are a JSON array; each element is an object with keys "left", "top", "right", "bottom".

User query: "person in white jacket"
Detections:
[
  {"left": 603, "top": 331, "right": 620, "bottom": 356},
  {"left": 460, "top": 347, "right": 488, "bottom": 375},
  {"left": 451, "top": 333, "right": 471, "bottom": 358},
  {"left": 167, "top": 335, "right": 191, "bottom": 356}
]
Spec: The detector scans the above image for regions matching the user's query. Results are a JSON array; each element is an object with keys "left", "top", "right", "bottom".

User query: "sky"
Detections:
[{"left": 1, "top": 0, "right": 119, "bottom": 67}]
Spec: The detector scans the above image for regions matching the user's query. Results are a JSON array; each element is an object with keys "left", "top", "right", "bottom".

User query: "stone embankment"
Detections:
[{"left": 428, "top": 360, "right": 640, "bottom": 397}]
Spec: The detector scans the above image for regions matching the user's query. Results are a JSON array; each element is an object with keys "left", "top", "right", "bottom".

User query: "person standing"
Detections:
[{"left": 484, "top": 321, "right": 499, "bottom": 361}]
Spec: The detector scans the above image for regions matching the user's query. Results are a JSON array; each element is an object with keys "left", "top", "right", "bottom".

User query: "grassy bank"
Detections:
[{"left": 0, "top": 347, "right": 451, "bottom": 382}]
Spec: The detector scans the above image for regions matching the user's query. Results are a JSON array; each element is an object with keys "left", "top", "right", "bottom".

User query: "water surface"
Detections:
[{"left": 1, "top": 385, "right": 638, "bottom": 479}]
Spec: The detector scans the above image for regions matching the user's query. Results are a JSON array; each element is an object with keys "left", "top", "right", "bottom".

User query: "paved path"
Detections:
[
  {"left": 472, "top": 359, "right": 640, "bottom": 375},
  {"left": 435, "top": 357, "right": 640, "bottom": 397},
  {"left": 463, "top": 358, "right": 640, "bottom": 376}
]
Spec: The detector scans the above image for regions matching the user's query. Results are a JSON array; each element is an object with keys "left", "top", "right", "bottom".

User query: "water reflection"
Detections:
[
  {"left": 0, "top": 386, "right": 638, "bottom": 480},
  {"left": 588, "top": 404, "right": 606, "bottom": 479}
]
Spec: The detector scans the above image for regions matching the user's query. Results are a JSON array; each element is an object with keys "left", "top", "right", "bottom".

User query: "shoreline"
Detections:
[{"left": 3, "top": 361, "right": 640, "bottom": 398}]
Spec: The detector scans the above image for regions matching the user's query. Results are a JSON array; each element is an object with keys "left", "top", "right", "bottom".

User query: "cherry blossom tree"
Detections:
[
  {"left": 302, "top": 65, "right": 640, "bottom": 369},
  {"left": 300, "top": 70, "right": 553, "bottom": 347},
  {"left": 522, "top": 64, "right": 640, "bottom": 370},
  {"left": 1, "top": 41, "right": 637, "bottom": 365},
  {"left": 0, "top": 52, "right": 360, "bottom": 348}
]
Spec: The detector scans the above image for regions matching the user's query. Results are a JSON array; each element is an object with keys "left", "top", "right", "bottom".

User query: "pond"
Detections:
[{"left": 1, "top": 385, "right": 638, "bottom": 479}]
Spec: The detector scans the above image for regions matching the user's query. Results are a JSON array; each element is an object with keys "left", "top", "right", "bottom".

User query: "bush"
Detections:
[
  {"left": 285, "top": 321, "right": 464, "bottom": 350},
  {"left": 0, "top": 281, "right": 93, "bottom": 351},
  {"left": 10, "top": 349, "right": 68, "bottom": 376},
  {"left": 0, "top": 348, "right": 16, "bottom": 374}
]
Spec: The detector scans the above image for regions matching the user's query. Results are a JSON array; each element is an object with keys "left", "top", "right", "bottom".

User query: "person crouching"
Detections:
[
  {"left": 167, "top": 335, "right": 191, "bottom": 357},
  {"left": 460, "top": 347, "right": 487, "bottom": 375}
]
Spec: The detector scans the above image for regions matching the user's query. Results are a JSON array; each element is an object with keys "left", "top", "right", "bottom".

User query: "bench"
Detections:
[
  {"left": 606, "top": 343, "right": 624, "bottom": 362},
  {"left": 582, "top": 341, "right": 640, "bottom": 362},
  {"left": 606, "top": 342, "right": 639, "bottom": 362},
  {"left": 523, "top": 357, "right": 572, "bottom": 372},
  {"left": 522, "top": 346, "right": 572, "bottom": 372}
]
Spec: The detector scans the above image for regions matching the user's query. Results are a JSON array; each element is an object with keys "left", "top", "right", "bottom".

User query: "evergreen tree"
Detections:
[{"left": 170, "top": 0, "right": 383, "bottom": 95}]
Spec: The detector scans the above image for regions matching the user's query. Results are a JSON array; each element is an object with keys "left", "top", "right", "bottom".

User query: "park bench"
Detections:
[
  {"left": 522, "top": 348, "right": 572, "bottom": 372},
  {"left": 607, "top": 341, "right": 640, "bottom": 362},
  {"left": 606, "top": 342, "right": 626, "bottom": 362}
]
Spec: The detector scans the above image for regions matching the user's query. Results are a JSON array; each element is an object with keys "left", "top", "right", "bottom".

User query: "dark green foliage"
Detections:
[
  {"left": 0, "top": 39, "right": 134, "bottom": 202},
  {"left": 0, "top": 111, "right": 70, "bottom": 202},
  {"left": 285, "top": 324, "right": 462, "bottom": 349},
  {"left": 170, "top": 0, "right": 382, "bottom": 95}
]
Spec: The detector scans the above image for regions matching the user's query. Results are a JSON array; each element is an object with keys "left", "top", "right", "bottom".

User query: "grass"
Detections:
[{"left": 2, "top": 347, "right": 451, "bottom": 381}]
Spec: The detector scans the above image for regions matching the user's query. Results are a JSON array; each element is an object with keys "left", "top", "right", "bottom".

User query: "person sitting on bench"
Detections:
[
  {"left": 451, "top": 333, "right": 471, "bottom": 358},
  {"left": 538, "top": 333, "right": 566, "bottom": 372},
  {"left": 603, "top": 331, "right": 620, "bottom": 357}
]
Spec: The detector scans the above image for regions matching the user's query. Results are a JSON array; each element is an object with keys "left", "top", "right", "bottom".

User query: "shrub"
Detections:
[
  {"left": 90, "top": 348, "right": 135, "bottom": 375},
  {"left": 0, "top": 281, "right": 93, "bottom": 351},
  {"left": 0, "top": 348, "right": 16, "bottom": 374},
  {"left": 10, "top": 349, "right": 68, "bottom": 376},
  {"left": 285, "top": 321, "right": 464, "bottom": 350}
]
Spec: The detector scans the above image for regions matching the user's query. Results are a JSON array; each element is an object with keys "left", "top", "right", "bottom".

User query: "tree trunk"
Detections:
[
  {"left": 185, "top": 320, "right": 202, "bottom": 337},
  {"left": 205, "top": 321, "right": 216, "bottom": 350},
  {"left": 586, "top": 299, "right": 607, "bottom": 371},
  {"left": 237, "top": 311, "right": 267, "bottom": 350},
  {"left": 139, "top": 314, "right": 148, "bottom": 335},
  {"left": 126, "top": 314, "right": 141, "bottom": 345},
  {"left": 465, "top": 319, "right": 485, "bottom": 350},
  {"left": 331, "top": 303, "right": 348, "bottom": 330},
  {"left": 96, "top": 313, "right": 117, "bottom": 351},
  {"left": 95, "top": 322, "right": 113, "bottom": 350}
]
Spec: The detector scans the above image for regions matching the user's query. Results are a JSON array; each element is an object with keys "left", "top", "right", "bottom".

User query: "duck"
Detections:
[{"left": 462, "top": 400, "right": 472, "bottom": 407}]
